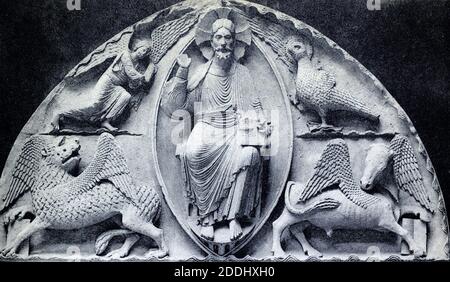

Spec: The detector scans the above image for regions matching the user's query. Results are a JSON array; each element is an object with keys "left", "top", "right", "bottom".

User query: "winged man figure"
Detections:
[{"left": 51, "top": 12, "right": 199, "bottom": 132}]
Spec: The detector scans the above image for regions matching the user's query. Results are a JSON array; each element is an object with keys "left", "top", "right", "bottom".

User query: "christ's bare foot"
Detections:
[
  {"left": 229, "top": 219, "right": 242, "bottom": 241},
  {"left": 200, "top": 225, "right": 214, "bottom": 241},
  {"left": 101, "top": 120, "right": 118, "bottom": 132}
]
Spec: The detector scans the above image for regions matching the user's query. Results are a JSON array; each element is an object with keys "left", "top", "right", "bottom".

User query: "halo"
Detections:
[{"left": 195, "top": 7, "right": 252, "bottom": 60}]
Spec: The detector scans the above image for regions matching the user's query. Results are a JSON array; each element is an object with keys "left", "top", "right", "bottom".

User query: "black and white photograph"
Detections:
[{"left": 0, "top": 0, "right": 449, "bottom": 279}]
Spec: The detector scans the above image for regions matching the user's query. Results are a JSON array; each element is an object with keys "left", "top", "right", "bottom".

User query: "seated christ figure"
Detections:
[{"left": 161, "top": 10, "right": 269, "bottom": 242}]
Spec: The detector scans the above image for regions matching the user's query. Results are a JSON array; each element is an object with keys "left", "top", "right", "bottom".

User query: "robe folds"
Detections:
[
  {"left": 163, "top": 60, "right": 263, "bottom": 226},
  {"left": 62, "top": 52, "right": 144, "bottom": 124}
]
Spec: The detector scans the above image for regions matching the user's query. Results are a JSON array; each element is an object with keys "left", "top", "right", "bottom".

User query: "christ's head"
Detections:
[{"left": 211, "top": 19, "right": 235, "bottom": 61}]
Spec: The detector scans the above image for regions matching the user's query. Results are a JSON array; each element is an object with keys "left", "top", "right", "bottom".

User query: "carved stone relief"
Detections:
[{"left": 0, "top": 0, "right": 448, "bottom": 261}]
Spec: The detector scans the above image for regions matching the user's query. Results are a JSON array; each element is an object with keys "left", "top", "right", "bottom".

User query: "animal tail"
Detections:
[
  {"left": 95, "top": 229, "right": 137, "bottom": 255},
  {"left": 333, "top": 89, "right": 380, "bottom": 122},
  {"left": 285, "top": 181, "right": 341, "bottom": 215}
]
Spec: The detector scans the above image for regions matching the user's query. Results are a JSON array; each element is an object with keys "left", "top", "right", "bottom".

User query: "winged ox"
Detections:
[{"left": 272, "top": 136, "right": 434, "bottom": 258}]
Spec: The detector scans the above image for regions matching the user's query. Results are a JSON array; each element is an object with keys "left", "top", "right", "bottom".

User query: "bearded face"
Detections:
[{"left": 211, "top": 27, "right": 234, "bottom": 61}]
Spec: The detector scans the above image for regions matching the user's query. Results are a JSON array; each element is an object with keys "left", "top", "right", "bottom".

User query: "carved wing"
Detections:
[
  {"left": 298, "top": 139, "right": 379, "bottom": 208},
  {"left": 390, "top": 135, "right": 434, "bottom": 213},
  {"left": 146, "top": 12, "right": 199, "bottom": 63},
  {"left": 65, "top": 27, "right": 134, "bottom": 79},
  {"left": 123, "top": 12, "right": 198, "bottom": 111},
  {"left": 246, "top": 16, "right": 297, "bottom": 72},
  {"left": 298, "top": 139, "right": 346, "bottom": 202},
  {"left": 0, "top": 136, "right": 46, "bottom": 213},
  {"left": 65, "top": 11, "right": 197, "bottom": 80},
  {"left": 65, "top": 133, "right": 136, "bottom": 201}
]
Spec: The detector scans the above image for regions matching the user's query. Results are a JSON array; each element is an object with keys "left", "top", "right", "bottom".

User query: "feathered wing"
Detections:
[
  {"left": 390, "top": 135, "right": 434, "bottom": 213},
  {"left": 65, "top": 28, "right": 134, "bottom": 79},
  {"left": 119, "top": 12, "right": 198, "bottom": 111},
  {"left": 245, "top": 16, "right": 297, "bottom": 72},
  {"left": 298, "top": 139, "right": 379, "bottom": 208},
  {"left": 298, "top": 139, "right": 347, "bottom": 202},
  {"left": 147, "top": 12, "right": 199, "bottom": 63},
  {"left": 65, "top": 133, "right": 136, "bottom": 202},
  {"left": 1, "top": 136, "right": 46, "bottom": 213},
  {"left": 65, "top": 11, "right": 198, "bottom": 80}
]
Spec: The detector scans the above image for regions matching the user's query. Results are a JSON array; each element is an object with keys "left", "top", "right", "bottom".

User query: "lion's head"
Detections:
[
  {"left": 1, "top": 135, "right": 82, "bottom": 213},
  {"left": 41, "top": 136, "right": 81, "bottom": 173}
]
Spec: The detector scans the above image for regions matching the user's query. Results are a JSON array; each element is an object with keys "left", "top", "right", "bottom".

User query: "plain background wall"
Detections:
[{"left": 0, "top": 0, "right": 449, "bottom": 213}]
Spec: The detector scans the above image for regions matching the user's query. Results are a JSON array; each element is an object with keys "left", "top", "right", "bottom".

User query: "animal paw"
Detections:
[
  {"left": 145, "top": 249, "right": 168, "bottom": 259},
  {"left": 412, "top": 247, "right": 426, "bottom": 258},
  {"left": 307, "top": 122, "right": 343, "bottom": 134},
  {"left": 3, "top": 213, "right": 15, "bottom": 226},
  {"left": 106, "top": 248, "right": 130, "bottom": 259},
  {"left": 0, "top": 245, "right": 18, "bottom": 257},
  {"left": 3, "top": 207, "right": 30, "bottom": 226}
]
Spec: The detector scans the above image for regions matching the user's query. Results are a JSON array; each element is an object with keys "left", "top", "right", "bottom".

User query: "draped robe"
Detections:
[
  {"left": 61, "top": 52, "right": 144, "bottom": 125},
  {"left": 162, "top": 60, "right": 262, "bottom": 226}
]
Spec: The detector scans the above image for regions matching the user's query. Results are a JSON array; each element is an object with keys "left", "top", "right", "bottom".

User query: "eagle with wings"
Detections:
[{"left": 247, "top": 16, "right": 379, "bottom": 132}]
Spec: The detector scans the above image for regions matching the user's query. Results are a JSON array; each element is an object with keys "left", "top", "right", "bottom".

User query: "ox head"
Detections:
[{"left": 360, "top": 143, "right": 394, "bottom": 191}]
